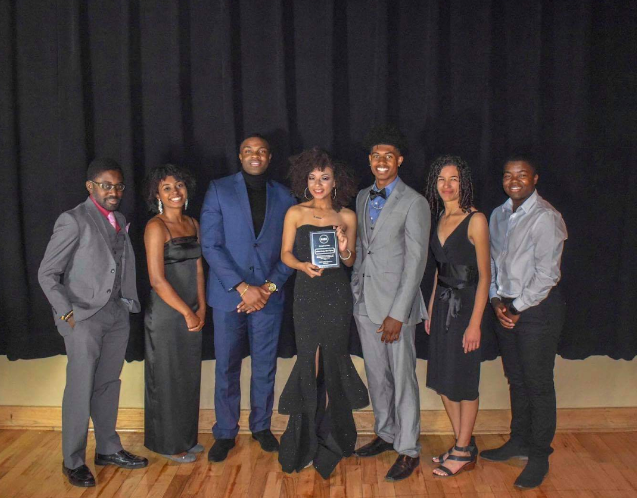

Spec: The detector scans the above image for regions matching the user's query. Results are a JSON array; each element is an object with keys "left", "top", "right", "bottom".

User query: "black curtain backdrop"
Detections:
[{"left": 1, "top": 1, "right": 635, "bottom": 362}]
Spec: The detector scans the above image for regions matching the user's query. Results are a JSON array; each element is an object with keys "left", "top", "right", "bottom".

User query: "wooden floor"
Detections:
[{"left": 1, "top": 431, "right": 637, "bottom": 497}]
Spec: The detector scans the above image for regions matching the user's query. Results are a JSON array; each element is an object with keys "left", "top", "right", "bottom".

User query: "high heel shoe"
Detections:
[
  {"left": 161, "top": 453, "right": 197, "bottom": 463},
  {"left": 433, "top": 441, "right": 477, "bottom": 478},
  {"left": 432, "top": 436, "right": 476, "bottom": 464}
]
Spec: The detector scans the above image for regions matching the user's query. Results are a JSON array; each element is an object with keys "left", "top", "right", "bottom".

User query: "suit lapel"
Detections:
[
  {"left": 85, "top": 197, "right": 114, "bottom": 255},
  {"left": 257, "top": 180, "right": 275, "bottom": 241},
  {"left": 369, "top": 178, "right": 404, "bottom": 245},
  {"left": 359, "top": 187, "right": 372, "bottom": 247},
  {"left": 234, "top": 172, "right": 256, "bottom": 240}
]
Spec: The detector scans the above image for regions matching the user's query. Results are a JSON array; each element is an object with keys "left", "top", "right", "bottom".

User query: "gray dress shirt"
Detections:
[{"left": 489, "top": 190, "right": 567, "bottom": 312}]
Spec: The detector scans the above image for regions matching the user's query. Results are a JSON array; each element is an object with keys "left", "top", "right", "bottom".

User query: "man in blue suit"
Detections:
[{"left": 201, "top": 134, "right": 296, "bottom": 462}]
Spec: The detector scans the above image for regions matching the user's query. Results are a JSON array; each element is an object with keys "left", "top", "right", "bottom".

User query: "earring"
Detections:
[
  {"left": 332, "top": 187, "right": 337, "bottom": 199},
  {"left": 157, "top": 199, "right": 163, "bottom": 214},
  {"left": 304, "top": 187, "right": 312, "bottom": 200},
  {"left": 185, "top": 199, "right": 189, "bottom": 210}
]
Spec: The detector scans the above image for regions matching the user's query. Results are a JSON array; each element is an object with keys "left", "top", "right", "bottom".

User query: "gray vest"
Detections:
[{"left": 99, "top": 213, "right": 125, "bottom": 301}]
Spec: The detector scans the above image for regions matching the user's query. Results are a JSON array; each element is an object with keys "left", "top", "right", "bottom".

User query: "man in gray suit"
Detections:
[
  {"left": 38, "top": 158, "right": 148, "bottom": 488},
  {"left": 352, "top": 125, "right": 430, "bottom": 482}
]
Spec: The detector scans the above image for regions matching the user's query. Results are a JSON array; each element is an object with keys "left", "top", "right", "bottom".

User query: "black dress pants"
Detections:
[{"left": 495, "top": 289, "right": 566, "bottom": 459}]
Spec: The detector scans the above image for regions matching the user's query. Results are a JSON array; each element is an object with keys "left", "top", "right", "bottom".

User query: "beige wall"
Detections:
[{"left": 1, "top": 354, "right": 636, "bottom": 409}]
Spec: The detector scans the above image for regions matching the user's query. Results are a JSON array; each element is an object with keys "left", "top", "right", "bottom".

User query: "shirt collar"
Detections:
[
  {"left": 502, "top": 189, "right": 538, "bottom": 214},
  {"left": 90, "top": 195, "right": 114, "bottom": 219},
  {"left": 373, "top": 176, "right": 400, "bottom": 197}
]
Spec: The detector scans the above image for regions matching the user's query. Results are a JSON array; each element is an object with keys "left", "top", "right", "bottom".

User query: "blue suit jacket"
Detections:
[{"left": 200, "top": 172, "right": 296, "bottom": 312}]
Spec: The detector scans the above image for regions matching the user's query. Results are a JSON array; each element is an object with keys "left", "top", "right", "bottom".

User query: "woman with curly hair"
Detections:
[
  {"left": 142, "top": 164, "right": 206, "bottom": 463},
  {"left": 424, "top": 155, "right": 490, "bottom": 477},
  {"left": 278, "top": 148, "right": 369, "bottom": 479}
]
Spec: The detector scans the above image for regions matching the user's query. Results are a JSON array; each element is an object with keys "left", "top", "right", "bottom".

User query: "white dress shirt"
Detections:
[{"left": 489, "top": 190, "right": 567, "bottom": 312}]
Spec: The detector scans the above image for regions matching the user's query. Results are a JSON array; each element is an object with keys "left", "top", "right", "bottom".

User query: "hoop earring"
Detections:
[
  {"left": 157, "top": 199, "right": 163, "bottom": 214},
  {"left": 332, "top": 187, "right": 337, "bottom": 200},
  {"left": 185, "top": 199, "right": 189, "bottom": 210},
  {"left": 304, "top": 187, "right": 312, "bottom": 200}
]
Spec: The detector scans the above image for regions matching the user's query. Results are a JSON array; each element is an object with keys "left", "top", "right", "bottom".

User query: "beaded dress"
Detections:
[{"left": 278, "top": 225, "right": 369, "bottom": 479}]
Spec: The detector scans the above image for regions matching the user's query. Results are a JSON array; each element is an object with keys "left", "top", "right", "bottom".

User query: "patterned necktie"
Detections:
[
  {"left": 369, "top": 188, "right": 387, "bottom": 200},
  {"left": 107, "top": 212, "right": 120, "bottom": 233}
]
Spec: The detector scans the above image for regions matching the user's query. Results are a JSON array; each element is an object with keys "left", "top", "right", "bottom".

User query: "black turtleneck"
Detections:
[{"left": 241, "top": 169, "right": 268, "bottom": 237}]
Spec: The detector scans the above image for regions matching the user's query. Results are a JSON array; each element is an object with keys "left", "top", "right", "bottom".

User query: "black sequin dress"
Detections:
[
  {"left": 144, "top": 218, "right": 202, "bottom": 455},
  {"left": 426, "top": 212, "right": 482, "bottom": 402},
  {"left": 278, "top": 225, "right": 369, "bottom": 479}
]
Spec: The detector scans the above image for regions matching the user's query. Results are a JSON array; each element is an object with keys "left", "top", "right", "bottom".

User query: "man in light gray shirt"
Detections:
[{"left": 480, "top": 155, "right": 567, "bottom": 490}]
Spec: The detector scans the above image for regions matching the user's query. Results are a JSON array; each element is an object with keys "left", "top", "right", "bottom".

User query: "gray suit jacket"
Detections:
[
  {"left": 351, "top": 178, "right": 431, "bottom": 326},
  {"left": 38, "top": 197, "right": 140, "bottom": 333}
]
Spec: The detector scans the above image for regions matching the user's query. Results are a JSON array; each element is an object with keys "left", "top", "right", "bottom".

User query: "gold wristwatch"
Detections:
[{"left": 264, "top": 281, "right": 277, "bottom": 292}]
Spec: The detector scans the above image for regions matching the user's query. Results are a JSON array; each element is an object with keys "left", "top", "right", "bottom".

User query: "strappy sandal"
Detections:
[
  {"left": 433, "top": 443, "right": 477, "bottom": 478},
  {"left": 432, "top": 436, "right": 476, "bottom": 464},
  {"left": 432, "top": 445, "right": 454, "bottom": 464}
]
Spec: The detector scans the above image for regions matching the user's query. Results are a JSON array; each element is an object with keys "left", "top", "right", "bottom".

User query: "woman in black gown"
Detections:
[
  {"left": 278, "top": 148, "right": 369, "bottom": 479},
  {"left": 424, "top": 156, "right": 491, "bottom": 477},
  {"left": 143, "top": 165, "right": 206, "bottom": 463}
]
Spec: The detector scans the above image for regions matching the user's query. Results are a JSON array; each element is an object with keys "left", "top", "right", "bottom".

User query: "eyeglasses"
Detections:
[{"left": 90, "top": 180, "right": 126, "bottom": 192}]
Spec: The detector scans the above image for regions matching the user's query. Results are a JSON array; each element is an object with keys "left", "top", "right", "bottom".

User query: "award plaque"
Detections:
[{"left": 309, "top": 229, "right": 340, "bottom": 268}]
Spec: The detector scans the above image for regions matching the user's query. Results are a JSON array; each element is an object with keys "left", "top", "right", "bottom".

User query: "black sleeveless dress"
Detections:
[
  {"left": 278, "top": 225, "right": 369, "bottom": 479},
  {"left": 426, "top": 212, "right": 481, "bottom": 402},
  {"left": 144, "top": 218, "right": 203, "bottom": 454}
]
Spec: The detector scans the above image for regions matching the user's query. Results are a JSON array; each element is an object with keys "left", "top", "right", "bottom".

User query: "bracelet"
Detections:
[
  {"left": 60, "top": 310, "right": 74, "bottom": 322},
  {"left": 239, "top": 284, "right": 250, "bottom": 298},
  {"left": 340, "top": 249, "right": 352, "bottom": 261}
]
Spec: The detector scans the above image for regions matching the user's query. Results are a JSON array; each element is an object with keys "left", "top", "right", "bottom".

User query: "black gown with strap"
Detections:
[
  {"left": 144, "top": 217, "right": 203, "bottom": 454},
  {"left": 426, "top": 212, "right": 482, "bottom": 402},
  {"left": 278, "top": 225, "right": 369, "bottom": 479}
]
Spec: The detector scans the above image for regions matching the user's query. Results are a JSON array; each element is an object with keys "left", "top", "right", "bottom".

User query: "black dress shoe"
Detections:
[
  {"left": 354, "top": 437, "right": 394, "bottom": 458},
  {"left": 62, "top": 463, "right": 95, "bottom": 487},
  {"left": 208, "top": 438, "right": 236, "bottom": 462},
  {"left": 385, "top": 454, "right": 420, "bottom": 482},
  {"left": 95, "top": 449, "right": 149, "bottom": 469},
  {"left": 252, "top": 429, "right": 279, "bottom": 452},
  {"left": 480, "top": 440, "right": 529, "bottom": 462},
  {"left": 514, "top": 458, "right": 549, "bottom": 489}
]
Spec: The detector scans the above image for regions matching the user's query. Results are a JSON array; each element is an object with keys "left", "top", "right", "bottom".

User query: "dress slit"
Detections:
[{"left": 314, "top": 345, "right": 329, "bottom": 408}]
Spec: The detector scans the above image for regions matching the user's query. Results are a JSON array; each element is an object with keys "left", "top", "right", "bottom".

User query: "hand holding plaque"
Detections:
[{"left": 309, "top": 229, "right": 340, "bottom": 269}]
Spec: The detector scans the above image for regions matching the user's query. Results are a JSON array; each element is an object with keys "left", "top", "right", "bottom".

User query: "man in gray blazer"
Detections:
[
  {"left": 352, "top": 126, "right": 430, "bottom": 482},
  {"left": 38, "top": 158, "right": 148, "bottom": 488}
]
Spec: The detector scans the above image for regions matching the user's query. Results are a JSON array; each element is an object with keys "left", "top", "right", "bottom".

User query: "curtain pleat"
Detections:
[{"left": 1, "top": 0, "right": 635, "bottom": 361}]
